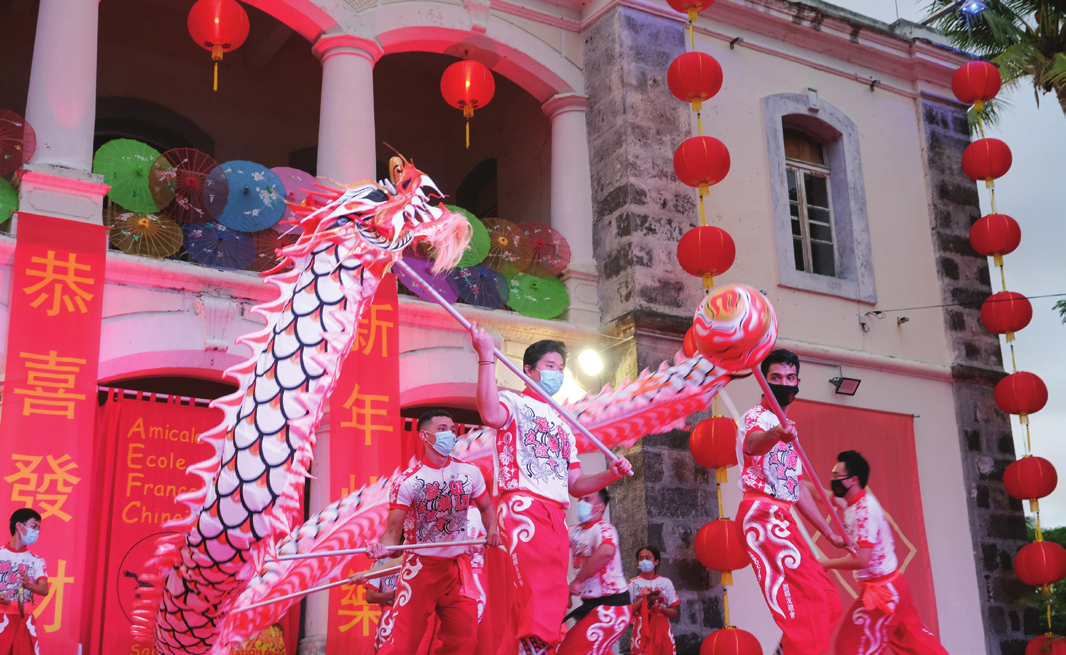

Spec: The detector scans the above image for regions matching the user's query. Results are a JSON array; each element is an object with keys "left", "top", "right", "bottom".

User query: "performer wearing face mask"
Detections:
[
  {"left": 470, "top": 329, "right": 633, "bottom": 655},
  {"left": 558, "top": 489, "right": 630, "bottom": 655},
  {"left": 628, "top": 546, "right": 680, "bottom": 655},
  {"left": 367, "top": 409, "right": 502, "bottom": 655},
  {"left": 819, "top": 451, "right": 947, "bottom": 655},
  {"left": 0, "top": 508, "right": 49, "bottom": 655},
  {"left": 737, "top": 349, "right": 845, "bottom": 655}
]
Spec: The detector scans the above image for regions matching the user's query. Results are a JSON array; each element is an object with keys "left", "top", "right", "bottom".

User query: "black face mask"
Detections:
[
  {"left": 768, "top": 383, "right": 799, "bottom": 408},
  {"left": 831, "top": 479, "right": 850, "bottom": 498}
]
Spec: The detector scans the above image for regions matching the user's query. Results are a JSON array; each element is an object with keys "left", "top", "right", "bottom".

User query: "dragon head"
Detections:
[{"left": 289, "top": 156, "right": 471, "bottom": 272}]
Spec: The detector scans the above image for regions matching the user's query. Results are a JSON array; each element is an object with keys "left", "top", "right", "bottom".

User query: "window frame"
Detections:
[{"left": 786, "top": 158, "right": 838, "bottom": 277}]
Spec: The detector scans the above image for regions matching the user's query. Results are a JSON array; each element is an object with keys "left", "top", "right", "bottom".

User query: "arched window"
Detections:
[{"left": 783, "top": 128, "right": 835, "bottom": 277}]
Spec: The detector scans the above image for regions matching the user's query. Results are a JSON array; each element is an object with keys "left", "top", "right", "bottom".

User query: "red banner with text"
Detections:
[
  {"left": 327, "top": 275, "right": 402, "bottom": 654},
  {"left": 0, "top": 212, "right": 107, "bottom": 652}
]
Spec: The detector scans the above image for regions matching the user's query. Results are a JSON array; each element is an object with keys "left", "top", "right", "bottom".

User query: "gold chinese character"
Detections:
[
  {"left": 337, "top": 584, "right": 380, "bottom": 635},
  {"left": 12, "top": 351, "right": 86, "bottom": 419},
  {"left": 22, "top": 250, "right": 95, "bottom": 316},
  {"left": 353, "top": 303, "right": 394, "bottom": 357},
  {"left": 5, "top": 454, "right": 42, "bottom": 508},
  {"left": 340, "top": 384, "right": 394, "bottom": 446},
  {"left": 3, "top": 454, "right": 80, "bottom": 522},
  {"left": 32, "top": 559, "right": 73, "bottom": 633}
]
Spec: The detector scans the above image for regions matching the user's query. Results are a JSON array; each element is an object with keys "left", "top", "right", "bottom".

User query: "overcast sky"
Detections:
[{"left": 829, "top": 0, "right": 1066, "bottom": 525}]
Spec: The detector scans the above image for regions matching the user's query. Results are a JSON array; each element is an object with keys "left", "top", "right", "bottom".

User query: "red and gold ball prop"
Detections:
[
  {"left": 980, "top": 291, "right": 1032, "bottom": 342},
  {"left": 677, "top": 225, "right": 736, "bottom": 289},
  {"left": 970, "top": 213, "right": 1021, "bottom": 266},
  {"left": 961, "top": 138, "right": 1012, "bottom": 187},
  {"left": 684, "top": 326, "right": 699, "bottom": 358},
  {"left": 994, "top": 371, "right": 1049, "bottom": 424},
  {"left": 693, "top": 284, "right": 777, "bottom": 372},
  {"left": 674, "top": 136, "right": 730, "bottom": 195},
  {"left": 952, "top": 61, "right": 1002, "bottom": 111},
  {"left": 690, "top": 416, "right": 739, "bottom": 475},
  {"left": 1003, "top": 456, "right": 1058, "bottom": 512},
  {"left": 1015, "top": 541, "right": 1066, "bottom": 587},
  {"left": 701, "top": 627, "right": 763, "bottom": 655},
  {"left": 668, "top": 52, "right": 723, "bottom": 112}
]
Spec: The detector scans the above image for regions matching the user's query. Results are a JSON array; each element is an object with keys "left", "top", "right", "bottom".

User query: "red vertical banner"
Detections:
[
  {"left": 0, "top": 212, "right": 107, "bottom": 652},
  {"left": 327, "top": 274, "right": 401, "bottom": 654}
]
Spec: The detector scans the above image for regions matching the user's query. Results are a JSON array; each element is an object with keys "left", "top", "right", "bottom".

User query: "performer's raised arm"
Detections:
[{"left": 471, "top": 323, "right": 507, "bottom": 428}]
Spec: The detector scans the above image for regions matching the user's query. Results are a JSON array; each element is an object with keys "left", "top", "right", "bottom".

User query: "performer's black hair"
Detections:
[
  {"left": 9, "top": 508, "right": 41, "bottom": 536},
  {"left": 760, "top": 349, "right": 800, "bottom": 376},
  {"left": 635, "top": 545, "right": 661, "bottom": 563},
  {"left": 597, "top": 488, "right": 610, "bottom": 506},
  {"left": 417, "top": 408, "right": 453, "bottom": 433},
  {"left": 837, "top": 450, "right": 871, "bottom": 488},
  {"left": 524, "top": 340, "right": 569, "bottom": 371}
]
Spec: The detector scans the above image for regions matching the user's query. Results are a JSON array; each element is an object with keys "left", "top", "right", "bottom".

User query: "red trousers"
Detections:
[
  {"left": 379, "top": 553, "right": 478, "bottom": 655},
  {"left": 834, "top": 573, "right": 947, "bottom": 655},
  {"left": 0, "top": 612, "right": 36, "bottom": 655},
  {"left": 739, "top": 495, "right": 841, "bottom": 655},
  {"left": 499, "top": 493, "right": 570, "bottom": 647},
  {"left": 557, "top": 605, "right": 631, "bottom": 655},
  {"left": 374, "top": 605, "right": 395, "bottom": 653}
]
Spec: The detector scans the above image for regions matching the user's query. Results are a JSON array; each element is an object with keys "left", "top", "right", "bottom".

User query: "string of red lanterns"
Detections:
[
  {"left": 187, "top": 0, "right": 250, "bottom": 92},
  {"left": 954, "top": 59, "right": 1062, "bottom": 644}
]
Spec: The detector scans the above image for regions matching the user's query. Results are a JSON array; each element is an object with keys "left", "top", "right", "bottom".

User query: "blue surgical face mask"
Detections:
[
  {"left": 430, "top": 430, "right": 456, "bottom": 456},
  {"left": 638, "top": 559, "right": 656, "bottom": 574},
  {"left": 576, "top": 500, "right": 595, "bottom": 524},
  {"left": 20, "top": 526, "right": 38, "bottom": 546},
  {"left": 537, "top": 370, "right": 564, "bottom": 396}
]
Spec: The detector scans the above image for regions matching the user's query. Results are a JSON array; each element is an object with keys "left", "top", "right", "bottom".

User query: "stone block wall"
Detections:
[{"left": 921, "top": 96, "right": 1038, "bottom": 654}]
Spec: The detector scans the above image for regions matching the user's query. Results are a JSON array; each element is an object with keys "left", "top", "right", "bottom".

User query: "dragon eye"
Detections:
[
  {"left": 420, "top": 186, "right": 443, "bottom": 207},
  {"left": 326, "top": 217, "right": 351, "bottom": 230}
]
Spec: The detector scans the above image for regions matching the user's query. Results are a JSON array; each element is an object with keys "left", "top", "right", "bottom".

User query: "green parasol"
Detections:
[
  {"left": 0, "top": 176, "right": 16, "bottom": 230},
  {"left": 505, "top": 272, "right": 570, "bottom": 319},
  {"left": 444, "top": 204, "right": 491, "bottom": 267},
  {"left": 93, "top": 139, "right": 163, "bottom": 214}
]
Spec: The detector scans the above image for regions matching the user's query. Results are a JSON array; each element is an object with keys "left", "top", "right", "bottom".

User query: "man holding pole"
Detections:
[
  {"left": 368, "top": 409, "right": 501, "bottom": 655},
  {"left": 471, "top": 328, "right": 632, "bottom": 655},
  {"left": 738, "top": 349, "right": 844, "bottom": 655}
]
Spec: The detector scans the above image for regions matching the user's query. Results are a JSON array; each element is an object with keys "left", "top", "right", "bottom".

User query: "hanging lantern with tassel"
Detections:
[
  {"left": 970, "top": 213, "right": 1021, "bottom": 268},
  {"left": 689, "top": 415, "right": 738, "bottom": 481},
  {"left": 980, "top": 291, "right": 1032, "bottom": 343},
  {"left": 188, "top": 0, "right": 250, "bottom": 92},
  {"left": 994, "top": 371, "right": 1049, "bottom": 425},
  {"left": 440, "top": 60, "right": 495, "bottom": 149},
  {"left": 961, "top": 138, "right": 1012, "bottom": 188},
  {"left": 677, "top": 225, "right": 735, "bottom": 289},
  {"left": 695, "top": 519, "right": 750, "bottom": 586}
]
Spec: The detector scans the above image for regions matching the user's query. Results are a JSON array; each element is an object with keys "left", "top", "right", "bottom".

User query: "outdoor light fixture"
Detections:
[
  {"left": 897, "top": 316, "right": 910, "bottom": 326},
  {"left": 960, "top": 0, "right": 987, "bottom": 16},
  {"left": 578, "top": 349, "right": 604, "bottom": 376},
  {"left": 922, "top": 0, "right": 987, "bottom": 24},
  {"left": 830, "top": 377, "right": 861, "bottom": 396}
]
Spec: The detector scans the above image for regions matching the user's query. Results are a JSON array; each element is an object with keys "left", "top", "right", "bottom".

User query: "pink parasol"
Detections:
[{"left": 270, "top": 167, "right": 315, "bottom": 236}]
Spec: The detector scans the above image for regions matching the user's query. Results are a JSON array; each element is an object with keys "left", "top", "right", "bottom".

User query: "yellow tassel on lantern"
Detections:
[
  {"left": 703, "top": 273, "right": 714, "bottom": 290},
  {"left": 211, "top": 45, "right": 224, "bottom": 92},
  {"left": 1019, "top": 412, "right": 1029, "bottom": 426},
  {"left": 721, "top": 570, "right": 733, "bottom": 586},
  {"left": 463, "top": 105, "right": 475, "bottom": 149},
  {"left": 1031, "top": 497, "right": 1040, "bottom": 513},
  {"left": 716, "top": 466, "right": 727, "bottom": 483},
  {"left": 993, "top": 254, "right": 1004, "bottom": 267},
  {"left": 985, "top": 177, "right": 994, "bottom": 189},
  {"left": 691, "top": 98, "right": 702, "bottom": 113}
]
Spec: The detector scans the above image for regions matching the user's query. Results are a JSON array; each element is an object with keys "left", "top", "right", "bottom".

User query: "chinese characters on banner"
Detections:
[
  {"left": 0, "top": 212, "right": 107, "bottom": 652},
  {"left": 327, "top": 274, "right": 401, "bottom": 655}
]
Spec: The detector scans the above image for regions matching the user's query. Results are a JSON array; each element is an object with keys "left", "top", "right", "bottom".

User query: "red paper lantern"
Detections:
[
  {"left": 701, "top": 627, "right": 763, "bottom": 655},
  {"left": 690, "top": 417, "right": 739, "bottom": 477},
  {"left": 684, "top": 326, "right": 698, "bottom": 358},
  {"left": 970, "top": 213, "right": 1021, "bottom": 266},
  {"left": 1027, "top": 635, "right": 1066, "bottom": 655},
  {"left": 952, "top": 61, "right": 1002, "bottom": 110},
  {"left": 667, "top": 0, "right": 716, "bottom": 22},
  {"left": 674, "top": 137, "right": 730, "bottom": 195},
  {"left": 1004, "top": 456, "right": 1058, "bottom": 512},
  {"left": 677, "top": 226, "right": 735, "bottom": 288},
  {"left": 962, "top": 138, "right": 1012, "bottom": 187},
  {"left": 995, "top": 371, "right": 1049, "bottom": 424},
  {"left": 440, "top": 60, "right": 496, "bottom": 149},
  {"left": 188, "top": 0, "right": 250, "bottom": 91},
  {"left": 668, "top": 52, "right": 723, "bottom": 112},
  {"left": 695, "top": 520, "right": 750, "bottom": 585},
  {"left": 981, "top": 291, "right": 1032, "bottom": 342},
  {"left": 1015, "top": 541, "right": 1066, "bottom": 587}
]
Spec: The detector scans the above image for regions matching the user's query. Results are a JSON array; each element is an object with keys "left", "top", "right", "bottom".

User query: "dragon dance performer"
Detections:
[
  {"left": 819, "top": 451, "right": 947, "bottom": 655},
  {"left": 628, "top": 545, "right": 680, "bottom": 655},
  {"left": 737, "top": 349, "right": 844, "bottom": 655},
  {"left": 355, "top": 557, "right": 401, "bottom": 653},
  {"left": 471, "top": 327, "right": 632, "bottom": 655},
  {"left": 558, "top": 490, "right": 631, "bottom": 655},
  {"left": 369, "top": 409, "right": 502, "bottom": 655}
]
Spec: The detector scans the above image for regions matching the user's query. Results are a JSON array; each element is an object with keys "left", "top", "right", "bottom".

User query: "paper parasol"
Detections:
[
  {"left": 150, "top": 149, "right": 229, "bottom": 224},
  {"left": 271, "top": 167, "right": 316, "bottom": 235},
  {"left": 93, "top": 139, "right": 163, "bottom": 214},
  {"left": 182, "top": 221, "right": 255, "bottom": 270},
  {"left": 506, "top": 272, "right": 570, "bottom": 319},
  {"left": 215, "top": 161, "right": 286, "bottom": 232},
  {"left": 443, "top": 204, "right": 490, "bottom": 267},
  {"left": 104, "top": 204, "right": 184, "bottom": 259},
  {"left": 0, "top": 110, "right": 35, "bottom": 176},
  {"left": 397, "top": 255, "right": 459, "bottom": 303},
  {"left": 517, "top": 222, "right": 571, "bottom": 278},
  {"left": 448, "top": 264, "right": 509, "bottom": 309},
  {"left": 482, "top": 217, "right": 533, "bottom": 276},
  {"left": 0, "top": 177, "right": 17, "bottom": 228},
  {"left": 249, "top": 229, "right": 298, "bottom": 273}
]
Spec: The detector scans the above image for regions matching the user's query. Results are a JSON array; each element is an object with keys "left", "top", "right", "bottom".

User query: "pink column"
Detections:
[
  {"left": 312, "top": 34, "right": 383, "bottom": 184},
  {"left": 300, "top": 409, "right": 331, "bottom": 655}
]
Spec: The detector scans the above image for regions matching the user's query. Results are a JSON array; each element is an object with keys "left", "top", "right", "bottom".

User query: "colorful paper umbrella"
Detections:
[
  {"left": 271, "top": 167, "right": 315, "bottom": 235},
  {"left": 449, "top": 264, "right": 509, "bottom": 309},
  {"left": 0, "top": 176, "right": 17, "bottom": 227},
  {"left": 150, "top": 149, "right": 229, "bottom": 224},
  {"left": 104, "top": 204, "right": 184, "bottom": 259},
  {"left": 215, "top": 160, "right": 286, "bottom": 232},
  {"left": 506, "top": 272, "right": 569, "bottom": 319},
  {"left": 482, "top": 217, "right": 533, "bottom": 276},
  {"left": 397, "top": 255, "right": 459, "bottom": 304},
  {"left": 249, "top": 229, "right": 298, "bottom": 273},
  {"left": 181, "top": 221, "right": 255, "bottom": 270},
  {"left": 0, "top": 110, "right": 35, "bottom": 176},
  {"left": 443, "top": 204, "right": 490, "bottom": 267},
  {"left": 93, "top": 139, "right": 163, "bottom": 214},
  {"left": 517, "top": 222, "right": 571, "bottom": 278}
]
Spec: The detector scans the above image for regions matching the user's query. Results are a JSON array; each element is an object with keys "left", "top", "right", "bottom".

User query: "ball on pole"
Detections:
[{"left": 693, "top": 284, "right": 778, "bottom": 371}]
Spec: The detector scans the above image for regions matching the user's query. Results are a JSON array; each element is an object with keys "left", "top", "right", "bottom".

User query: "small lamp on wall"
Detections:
[{"left": 830, "top": 376, "right": 861, "bottom": 396}]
